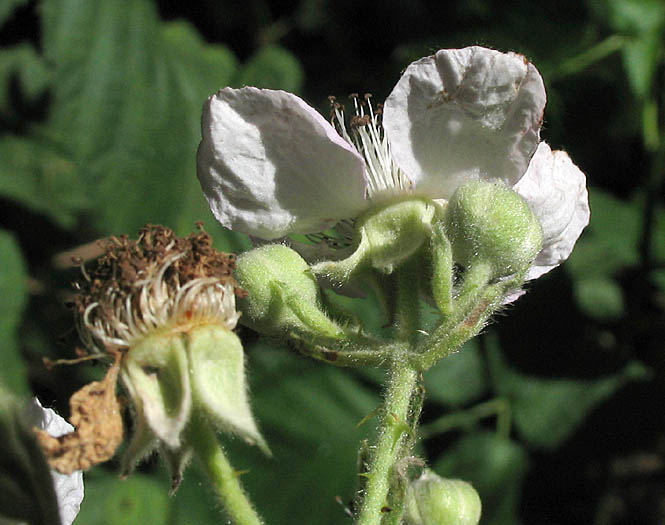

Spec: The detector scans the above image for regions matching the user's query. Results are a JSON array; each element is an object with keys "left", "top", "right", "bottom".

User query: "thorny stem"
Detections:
[
  {"left": 357, "top": 360, "right": 418, "bottom": 525},
  {"left": 188, "top": 415, "right": 263, "bottom": 525},
  {"left": 356, "top": 264, "right": 421, "bottom": 525}
]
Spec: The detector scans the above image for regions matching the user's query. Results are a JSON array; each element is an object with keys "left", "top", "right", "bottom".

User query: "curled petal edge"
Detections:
[{"left": 514, "top": 142, "right": 590, "bottom": 281}]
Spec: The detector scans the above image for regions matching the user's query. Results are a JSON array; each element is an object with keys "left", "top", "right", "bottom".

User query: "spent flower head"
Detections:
[
  {"left": 74, "top": 223, "right": 241, "bottom": 353},
  {"left": 68, "top": 225, "right": 266, "bottom": 488}
]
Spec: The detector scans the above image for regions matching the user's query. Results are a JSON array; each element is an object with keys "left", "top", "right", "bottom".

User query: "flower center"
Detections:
[
  {"left": 74, "top": 224, "right": 242, "bottom": 353},
  {"left": 329, "top": 93, "right": 411, "bottom": 199}
]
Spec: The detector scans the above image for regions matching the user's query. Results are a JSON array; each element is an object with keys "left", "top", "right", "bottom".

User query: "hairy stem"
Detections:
[
  {"left": 188, "top": 416, "right": 263, "bottom": 525},
  {"left": 357, "top": 360, "right": 418, "bottom": 525},
  {"left": 357, "top": 264, "right": 421, "bottom": 524}
]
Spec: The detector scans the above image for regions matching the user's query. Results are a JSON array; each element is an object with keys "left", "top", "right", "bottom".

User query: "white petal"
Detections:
[
  {"left": 27, "top": 399, "right": 84, "bottom": 525},
  {"left": 383, "top": 46, "right": 546, "bottom": 199},
  {"left": 514, "top": 142, "right": 590, "bottom": 280},
  {"left": 197, "top": 87, "right": 368, "bottom": 239}
]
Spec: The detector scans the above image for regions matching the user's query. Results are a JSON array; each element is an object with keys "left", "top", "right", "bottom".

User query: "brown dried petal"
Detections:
[{"left": 36, "top": 359, "right": 124, "bottom": 475}]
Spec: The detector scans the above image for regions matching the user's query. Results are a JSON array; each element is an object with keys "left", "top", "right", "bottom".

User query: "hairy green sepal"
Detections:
[
  {"left": 121, "top": 325, "right": 268, "bottom": 480},
  {"left": 404, "top": 470, "right": 482, "bottom": 525},
  {"left": 313, "top": 199, "right": 440, "bottom": 283}
]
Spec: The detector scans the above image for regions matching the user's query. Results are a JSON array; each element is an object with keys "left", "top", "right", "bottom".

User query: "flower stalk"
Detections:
[
  {"left": 187, "top": 413, "right": 264, "bottom": 525},
  {"left": 357, "top": 262, "right": 421, "bottom": 524},
  {"left": 357, "top": 358, "right": 419, "bottom": 525}
]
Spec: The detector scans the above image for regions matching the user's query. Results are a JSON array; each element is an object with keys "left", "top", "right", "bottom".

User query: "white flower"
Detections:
[
  {"left": 197, "top": 46, "right": 589, "bottom": 279},
  {"left": 25, "top": 399, "right": 84, "bottom": 525}
]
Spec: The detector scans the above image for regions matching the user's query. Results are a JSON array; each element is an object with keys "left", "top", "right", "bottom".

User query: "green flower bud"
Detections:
[
  {"left": 235, "top": 244, "right": 343, "bottom": 339},
  {"left": 358, "top": 199, "right": 438, "bottom": 274},
  {"left": 312, "top": 199, "right": 440, "bottom": 283},
  {"left": 405, "top": 470, "right": 482, "bottom": 525},
  {"left": 445, "top": 181, "right": 543, "bottom": 278}
]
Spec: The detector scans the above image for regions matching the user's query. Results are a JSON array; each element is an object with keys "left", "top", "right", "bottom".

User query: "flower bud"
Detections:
[
  {"left": 358, "top": 199, "right": 438, "bottom": 273},
  {"left": 404, "top": 470, "right": 481, "bottom": 525},
  {"left": 445, "top": 181, "right": 543, "bottom": 278},
  {"left": 235, "top": 244, "right": 343, "bottom": 338}
]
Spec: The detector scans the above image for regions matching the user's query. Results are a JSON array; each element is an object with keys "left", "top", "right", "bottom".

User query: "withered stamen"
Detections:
[{"left": 74, "top": 224, "right": 241, "bottom": 354}]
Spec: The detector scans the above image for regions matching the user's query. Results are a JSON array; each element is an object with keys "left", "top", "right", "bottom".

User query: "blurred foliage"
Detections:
[
  {"left": 1, "top": 0, "right": 664, "bottom": 524},
  {"left": 0, "top": 229, "right": 29, "bottom": 396}
]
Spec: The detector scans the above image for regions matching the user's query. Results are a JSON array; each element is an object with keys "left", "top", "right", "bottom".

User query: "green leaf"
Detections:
[
  {"left": 75, "top": 471, "right": 169, "bottom": 525},
  {"left": 653, "top": 268, "right": 665, "bottom": 294},
  {"left": 424, "top": 340, "right": 488, "bottom": 407},
  {"left": 433, "top": 431, "right": 529, "bottom": 525},
  {"left": 487, "top": 340, "right": 649, "bottom": 450},
  {"left": 0, "top": 43, "right": 51, "bottom": 120},
  {"left": 217, "top": 343, "right": 378, "bottom": 525},
  {"left": 238, "top": 45, "right": 305, "bottom": 93},
  {"left": 168, "top": 466, "right": 227, "bottom": 524},
  {"left": 567, "top": 188, "right": 665, "bottom": 276},
  {"left": 573, "top": 277, "right": 625, "bottom": 320},
  {"left": 0, "top": 229, "right": 29, "bottom": 396},
  {"left": 35, "top": 0, "right": 252, "bottom": 248},
  {"left": 606, "top": 0, "right": 665, "bottom": 98},
  {"left": 566, "top": 188, "right": 640, "bottom": 279},
  {"left": 567, "top": 188, "right": 665, "bottom": 313},
  {"left": 0, "top": 0, "right": 28, "bottom": 27},
  {"left": 0, "top": 135, "right": 87, "bottom": 228}
]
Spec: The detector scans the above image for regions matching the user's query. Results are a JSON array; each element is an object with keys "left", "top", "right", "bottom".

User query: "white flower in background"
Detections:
[
  {"left": 197, "top": 46, "right": 589, "bottom": 280},
  {"left": 25, "top": 399, "right": 84, "bottom": 525}
]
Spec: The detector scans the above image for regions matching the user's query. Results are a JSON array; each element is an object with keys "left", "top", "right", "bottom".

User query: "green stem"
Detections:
[
  {"left": 357, "top": 264, "right": 421, "bottom": 524},
  {"left": 357, "top": 360, "right": 418, "bottom": 525},
  {"left": 639, "top": 100, "right": 664, "bottom": 269},
  {"left": 419, "top": 398, "right": 512, "bottom": 440},
  {"left": 188, "top": 416, "right": 263, "bottom": 525},
  {"left": 412, "top": 284, "right": 502, "bottom": 371},
  {"left": 292, "top": 334, "right": 408, "bottom": 368},
  {"left": 395, "top": 259, "right": 421, "bottom": 343}
]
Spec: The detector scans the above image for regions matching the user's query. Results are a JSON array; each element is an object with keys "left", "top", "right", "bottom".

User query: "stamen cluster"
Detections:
[
  {"left": 74, "top": 224, "right": 242, "bottom": 353},
  {"left": 329, "top": 93, "right": 411, "bottom": 198}
]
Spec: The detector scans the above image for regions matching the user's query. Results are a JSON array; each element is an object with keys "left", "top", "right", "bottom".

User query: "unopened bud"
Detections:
[
  {"left": 446, "top": 181, "right": 543, "bottom": 278},
  {"left": 404, "top": 470, "right": 481, "bottom": 525},
  {"left": 235, "top": 244, "right": 343, "bottom": 339}
]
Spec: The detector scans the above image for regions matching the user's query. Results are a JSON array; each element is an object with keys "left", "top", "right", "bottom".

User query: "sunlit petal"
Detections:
[
  {"left": 197, "top": 87, "right": 368, "bottom": 239},
  {"left": 383, "top": 46, "right": 546, "bottom": 199}
]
